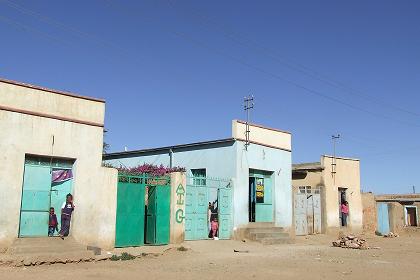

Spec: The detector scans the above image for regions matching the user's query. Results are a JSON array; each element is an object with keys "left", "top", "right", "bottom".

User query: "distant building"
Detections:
[
  {"left": 105, "top": 120, "right": 293, "bottom": 242},
  {"left": 373, "top": 194, "right": 419, "bottom": 235},
  {"left": 292, "top": 156, "right": 363, "bottom": 235},
  {"left": 0, "top": 78, "right": 117, "bottom": 249}
]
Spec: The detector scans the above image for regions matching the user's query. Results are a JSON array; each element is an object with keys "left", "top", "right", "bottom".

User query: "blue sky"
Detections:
[{"left": 1, "top": 0, "right": 419, "bottom": 194}]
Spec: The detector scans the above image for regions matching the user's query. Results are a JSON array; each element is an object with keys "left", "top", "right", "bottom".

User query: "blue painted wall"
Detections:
[{"left": 105, "top": 140, "right": 292, "bottom": 230}]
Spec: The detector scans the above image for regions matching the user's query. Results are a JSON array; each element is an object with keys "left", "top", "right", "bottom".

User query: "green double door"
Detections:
[
  {"left": 115, "top": 176, "right": 171, "bottom": 247},
  {"left": 19, "top": 162, "right": 73, "bottom": 237}
]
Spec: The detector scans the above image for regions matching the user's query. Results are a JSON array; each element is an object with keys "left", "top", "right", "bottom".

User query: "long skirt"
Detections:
[{"left": 59, "top": 214, "right": 72, "bottom": 236}]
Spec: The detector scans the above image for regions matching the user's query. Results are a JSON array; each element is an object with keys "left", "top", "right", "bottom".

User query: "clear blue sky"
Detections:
[{"left": 1, "top": 0, "right": 419, "bottom": 194}]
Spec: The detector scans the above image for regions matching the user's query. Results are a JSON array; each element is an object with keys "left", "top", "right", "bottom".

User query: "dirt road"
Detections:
[{"left": 1, "top": 234, "right": 419, "bottom": 280}]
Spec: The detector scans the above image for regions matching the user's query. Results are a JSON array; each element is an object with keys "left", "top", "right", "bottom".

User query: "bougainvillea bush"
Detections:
[{"left": 115, "top": 163, "right": 185, "bottom": 177}]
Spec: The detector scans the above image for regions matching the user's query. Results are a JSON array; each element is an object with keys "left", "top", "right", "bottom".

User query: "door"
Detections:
[
  {"left": 306, "top": 195, "right": 314, "bottom": 234},
  {"left": 254, "top": 176, "right": 273, "bottom": 222},
  {"left": 19, "top": 165, "right": 52, "bottom": 237},
  {"left": 115, "top": 180, "right": 145, "bottom": 247},
  {"left": 294, "top": 193, "right": 308, "bottom": 235},
  {"left": 185, "top": 186, "right": 208, "bottom": 240},
  {"left": 312, "top": 193, "right": 322, "bottom": 233},
  {"left": 146, "top": 185, "right": 171, "bottom": 245},
  {"left": 218, "top": 188, "right": 232, "bottom": 239},
  {"left": 377, "top": 203, "right": 390, "bottom": 235}
]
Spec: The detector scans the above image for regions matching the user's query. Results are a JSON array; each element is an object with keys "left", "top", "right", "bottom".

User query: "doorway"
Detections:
[
  {"left": 19, "top": 156, "right": 74, "bottom": 237},
  {"left": 248, "top": 169, "right": 273, "bottom": 223},
  {"left": 405, "top": 206, "right": 418, "bottom": 227},
  {"left": 338, "top": 187, "right": 347, "bottom": 227}
]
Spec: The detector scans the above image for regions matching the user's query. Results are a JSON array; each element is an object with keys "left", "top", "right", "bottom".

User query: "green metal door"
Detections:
[
  {"left": 218, "top": 188, "right": 232, "bottom": 239},
  {"left": 185, "top": 186, "right": 208, "bottom": 240},
  {"left": 251, "top": 170, "right": 274, "bottom": 223},
  {"left": 115, "top": 177, "right": 145, "bottom": 247},
  {"left": 19, "top": 165, "right": 52, "bottom": 237},
  {"left": 146, "top": 184, "right": 171, "bottom": 245}
]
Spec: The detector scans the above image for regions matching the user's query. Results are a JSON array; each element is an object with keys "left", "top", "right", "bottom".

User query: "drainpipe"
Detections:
[{"left": 169, "top": 148, "right": 173, "bottom": 168}]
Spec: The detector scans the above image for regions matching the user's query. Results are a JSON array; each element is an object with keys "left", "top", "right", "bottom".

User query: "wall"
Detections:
[
  {"left": 322, "top": 156, "right": 363, "bottom": 233},
  {"left": 0, "top": 81, "right": 117, "bottom": 249},
  {"left": 235, "top": 141, "right": 292, "bottom": 231},
  {"left": 232, "top": 120, "right": 291, "bottom": 151},
  {"left": 361, "top": 192, "right": 377, "bottom": 234},
  {"left": 169, "top": 172, "right": 186, "bottom": 244}
]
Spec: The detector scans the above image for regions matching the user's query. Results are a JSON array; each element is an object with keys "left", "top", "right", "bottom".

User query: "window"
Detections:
[
  {"left": 256, "top": 178, "right": 265, "bottom": 203},
  {"left": 191, "top": 169, "right": 206, "bottom": 186}
]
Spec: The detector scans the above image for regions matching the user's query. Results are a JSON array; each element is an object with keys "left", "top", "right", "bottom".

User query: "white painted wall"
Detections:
[{"left": 0, "top": 81, "right": 117, "bottom": 249}]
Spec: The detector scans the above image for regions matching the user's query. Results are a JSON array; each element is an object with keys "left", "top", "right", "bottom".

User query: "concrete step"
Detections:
[
  {"left": 246, "top": 227, "right": 286, "bottom": 234},
  {"left": 8, "top": 237, "right": 92, "bottom": 256},
  {"left": 245, "top": 222, "right": 275, "bottom": 228},
  {"left": 249, "top": 232, "right": 290, "bottom": 240},
  {"left": 260, "top": 237, "right": 293, "bottom": 245}
]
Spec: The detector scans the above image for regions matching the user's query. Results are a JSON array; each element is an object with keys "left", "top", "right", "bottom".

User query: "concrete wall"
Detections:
[
  {"left": 232, "top": 120, "right": 291, "bottom": 151},
  {"left": 387, "top": 202, "right": 420, "bottom": 234},
  {"left": 234, "top": 141, "right": 292, "bottom": 231},
  {"left": 361, "top": 192, "right": 377, "bottom": 234},
  {"left": 0, "top": 81, "right": 117, "bottom": 249},
  {"left": 169, "top": 172, "right": 186, "bottom": 244},
  {"left": 322, "top": 156, "right": 363, "bottom": 233}
]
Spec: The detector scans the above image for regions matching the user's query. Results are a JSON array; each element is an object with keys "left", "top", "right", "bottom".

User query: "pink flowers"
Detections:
[{"left": 117, "top": 164, "right": 185, "bottom": 176}]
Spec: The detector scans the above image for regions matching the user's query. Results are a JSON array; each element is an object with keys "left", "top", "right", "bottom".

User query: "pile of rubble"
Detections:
[
  {"left": 383, "top": 232, "right": 399, "bottom": 238},
  {"left": 332, "top": 234, "right": 369, "bottom": 250}
]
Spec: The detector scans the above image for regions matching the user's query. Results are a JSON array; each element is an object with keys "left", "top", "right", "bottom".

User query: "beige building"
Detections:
[
  {"left": 292, "top": 155, "right": 363, "bottom": 235},
  {"left": 0, "top": 78, "right": 118, "bottom": 249}
]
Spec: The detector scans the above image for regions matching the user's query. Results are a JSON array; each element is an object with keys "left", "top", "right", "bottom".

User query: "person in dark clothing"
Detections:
[
  {"left": 48, "top": 207, "right": 58, "bottom": 237},
  {"left": 59, "top": 194, "right": 75, "bottom": 239}
]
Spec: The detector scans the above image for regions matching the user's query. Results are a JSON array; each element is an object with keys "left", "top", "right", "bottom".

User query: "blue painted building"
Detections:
[{"left": 104, "top": 120, "right": 292, "bottom": 238}]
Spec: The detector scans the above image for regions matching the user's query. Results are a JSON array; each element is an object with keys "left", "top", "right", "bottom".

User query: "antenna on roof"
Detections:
[
  {"left": 331, "top": 134, "right": 340, "bottom": 183},
  {"left": 244, "top": 95, "right": 254, "bottom": 151}
]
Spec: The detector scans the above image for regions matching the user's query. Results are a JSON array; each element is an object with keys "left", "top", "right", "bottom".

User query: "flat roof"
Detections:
[
  {"left": 292, "top": 162, "right": 323, "bottom": 171},
  {"left": 323, "top": 155, "right": 360, "bottom": 161},
  {"left": 104, "top": 138, "right": 236, "bottom": 159},
  {"left": 375, "top": 194, "right": 420, "bottom": 202},
  {"left": 0, "top": 77, "right": 105, "bottom": 103}
]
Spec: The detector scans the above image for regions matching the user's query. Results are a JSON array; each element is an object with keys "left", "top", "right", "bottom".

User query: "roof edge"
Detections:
[
  {"left": 0, "top": 77, "right": 105, "bottom": 103},
  {"left": 234, "top": 119, "right": 291, "bottom": 135},
  {"left": 104, "top": 138, "right": 236, "bottom": 158}
]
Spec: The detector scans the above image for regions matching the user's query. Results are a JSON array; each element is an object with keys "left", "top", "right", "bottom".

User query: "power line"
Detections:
[
  {"left": 0, "top": 0, "right": 132, "bottom": 60},
  {"left": 172, "top": 30, "right": 420, "bottom": 128},
  {"left": 165, "top": 0, "right": 420, "bottom": 118}
]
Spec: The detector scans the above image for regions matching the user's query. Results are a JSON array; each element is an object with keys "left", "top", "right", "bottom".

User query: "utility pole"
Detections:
[
  {"left": 331, "top": 134, "right": 340, "bottom": 182},
  {"left": 413, "top": 185, "right": 416, "bottom": 194},
  {"left": 244, "top": 95, "right": 254, "bottom": 151}
]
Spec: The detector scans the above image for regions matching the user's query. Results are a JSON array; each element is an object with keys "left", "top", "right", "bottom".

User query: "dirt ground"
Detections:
[{"left": 1, "top": 233, "right": 420, "bottom": 280}]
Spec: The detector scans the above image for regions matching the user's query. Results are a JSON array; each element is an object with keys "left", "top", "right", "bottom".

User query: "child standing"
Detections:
[
  {"left": 211, "top": 218, "right": 219, "bottom": 240},
  {"left": 48, "top": 207, "right": 58, "bottom": 237},
  {"left": 59, "top": 194, "right": 75, "bottom": 239}
]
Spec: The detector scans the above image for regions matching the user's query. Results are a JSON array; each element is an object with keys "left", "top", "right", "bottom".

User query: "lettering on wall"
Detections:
[{"left": 175, "top": 183, "right": 185, "bottom": 223}]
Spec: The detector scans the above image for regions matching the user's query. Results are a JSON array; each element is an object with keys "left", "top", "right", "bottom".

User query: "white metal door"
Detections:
[{"left": 294, "top": 193, "right": 308, "bottom": 236}]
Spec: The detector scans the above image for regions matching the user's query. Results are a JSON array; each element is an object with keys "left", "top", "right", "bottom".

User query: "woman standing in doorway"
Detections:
[
  {"left": 59, "top": 193, "right": 75, "bottom": 239},
  {"left": 341, "top": 201, "right": 349, "bottom": 227}
]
